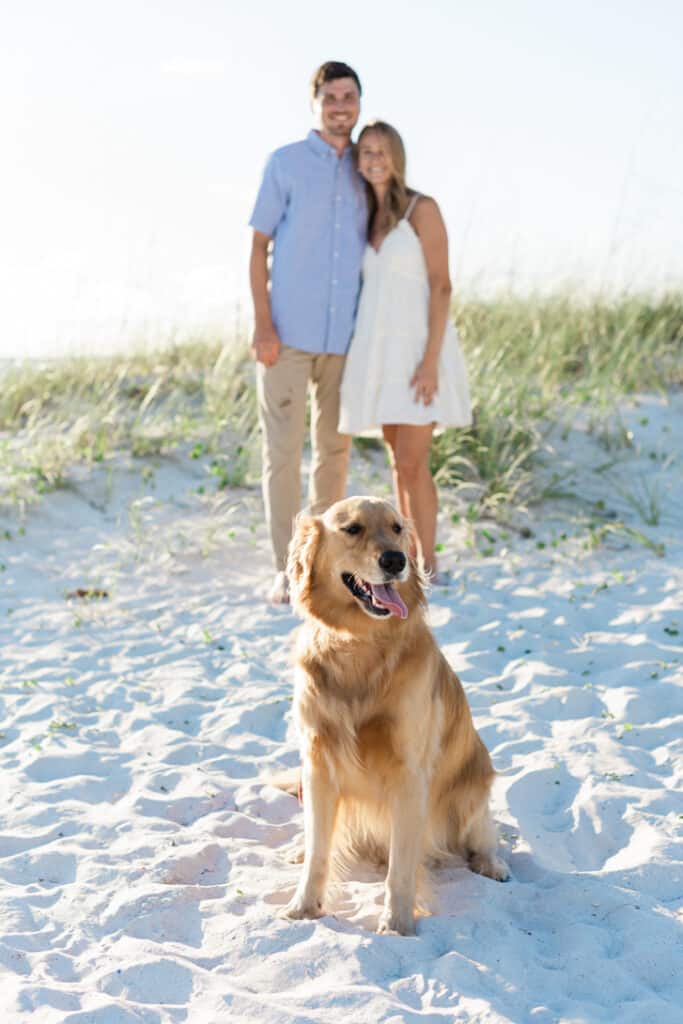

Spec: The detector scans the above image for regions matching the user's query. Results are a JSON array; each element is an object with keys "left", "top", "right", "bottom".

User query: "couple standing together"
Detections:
[{"left": 250, "top": 61, "right": 472, "bottom": 604}]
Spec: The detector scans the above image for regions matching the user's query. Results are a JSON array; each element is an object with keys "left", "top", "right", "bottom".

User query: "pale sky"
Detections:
[{"left": 2, "top": 0, "right": 682, "bottom": 357}]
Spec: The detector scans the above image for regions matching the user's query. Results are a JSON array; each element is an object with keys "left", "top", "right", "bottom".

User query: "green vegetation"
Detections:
[
  {"left": 431, "top": 292, "right": 683, "bottom": 512},
  {"left": 0, "top": 335, "right": 257, "bottom": 510},
  {"left": 1, "top": 293, "right": 682, "bottom": 519}
]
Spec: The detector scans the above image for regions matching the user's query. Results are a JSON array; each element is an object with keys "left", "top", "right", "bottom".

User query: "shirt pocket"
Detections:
[{"left": 292, "top": 169, "right": 334, "bottom": 213}]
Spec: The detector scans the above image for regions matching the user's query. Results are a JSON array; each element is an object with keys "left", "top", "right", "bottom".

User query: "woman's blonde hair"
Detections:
[{"left": 356, "top": 121, "right": 411, "bottom": 235}]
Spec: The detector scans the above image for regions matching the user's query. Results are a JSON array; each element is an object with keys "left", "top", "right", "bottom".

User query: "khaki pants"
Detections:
[{"left": 257, "top": 345, "right": 351, "bottom": 571}]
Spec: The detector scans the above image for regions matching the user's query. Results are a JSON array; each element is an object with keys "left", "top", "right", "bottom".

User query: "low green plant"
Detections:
[
  {"left": 429, "top": 291, "right": 683, "bottom": 515},
  {"left": 0, "top": 334, "right": 260, "bottom": 510},
  {"left": 2, "top": 292, "right": 682, "bottom": 518}
]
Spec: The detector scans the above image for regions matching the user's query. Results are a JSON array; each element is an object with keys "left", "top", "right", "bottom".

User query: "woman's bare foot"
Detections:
[
  {"left": 426, "top": 567, "right": 451, "bottom": 587},
  {"left": 267, "top": 571, "right": 290, "bottom": 604}
]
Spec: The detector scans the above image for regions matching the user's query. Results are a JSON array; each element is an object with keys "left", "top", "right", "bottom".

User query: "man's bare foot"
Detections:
[{"left": 268, "top": 571, "right": 290, "bottom": 604}]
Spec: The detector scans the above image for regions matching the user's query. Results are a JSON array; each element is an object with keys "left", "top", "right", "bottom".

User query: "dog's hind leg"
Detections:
[
  {"left": 464, "top": 807, "right": 509, "bottom": 881},
  {"left": 267, "top": 765, "right": 301, "bottom": 797}
]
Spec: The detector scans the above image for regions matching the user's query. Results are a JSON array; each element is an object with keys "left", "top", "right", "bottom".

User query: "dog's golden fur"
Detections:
[{"left": 278, "top": 496, "right": 507, "bottom": 935}]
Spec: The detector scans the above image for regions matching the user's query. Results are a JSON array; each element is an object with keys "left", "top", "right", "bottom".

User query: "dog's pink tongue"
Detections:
[{"left": 370, "top": 583, "right": 408, "bottom": 619}]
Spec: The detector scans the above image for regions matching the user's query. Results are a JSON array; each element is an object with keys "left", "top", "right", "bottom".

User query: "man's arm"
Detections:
[{"left": 250, "top": 230, "right": 281, "bottom": 367}]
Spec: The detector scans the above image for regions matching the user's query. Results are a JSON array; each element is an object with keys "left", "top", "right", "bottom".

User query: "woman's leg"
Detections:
[
  {"left": 382, "top": 425, "right": 411, "bottom": 521},
  {"left": 383, "top": 425, "right": 418, "bottom": 560},
  {"left": 384, "top": 423, "right": 438, "bottom": 573}
]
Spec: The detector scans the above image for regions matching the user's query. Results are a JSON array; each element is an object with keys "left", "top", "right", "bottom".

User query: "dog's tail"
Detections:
[{"left": 265, "top": 765, "right": 301, "bottom": 798}]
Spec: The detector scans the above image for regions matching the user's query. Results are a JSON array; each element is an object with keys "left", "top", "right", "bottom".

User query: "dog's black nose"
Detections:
[{"left": 378, "top": 549, "right": 406, "bottom": 576}]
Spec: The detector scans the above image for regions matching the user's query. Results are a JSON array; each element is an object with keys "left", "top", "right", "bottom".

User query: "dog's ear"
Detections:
[
  {"left": 403, "top": 517, "right": 428, "bottom": 610},
  {"left": 286, "top": 515, "right": 324, "bottom": 609},
  {"left": 408, "top": 554, "right": 429, "bottom": 609}
]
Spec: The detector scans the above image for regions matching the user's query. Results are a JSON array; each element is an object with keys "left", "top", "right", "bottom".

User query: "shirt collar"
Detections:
[{"left": 306, "top": 129, "right": 353, "bottom": 161}]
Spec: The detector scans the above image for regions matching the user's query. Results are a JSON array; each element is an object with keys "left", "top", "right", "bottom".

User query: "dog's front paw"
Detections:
[
  {"left": 280, "top": 893, "right": 324, "bottom": 921},
  {"left": 377, "top": 907, "right": 416, "bottom": 936}
]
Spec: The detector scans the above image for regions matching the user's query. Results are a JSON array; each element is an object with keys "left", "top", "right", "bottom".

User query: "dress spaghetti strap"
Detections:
[{"left": 404, "top": 192, "right": 421, "bottom": 220}]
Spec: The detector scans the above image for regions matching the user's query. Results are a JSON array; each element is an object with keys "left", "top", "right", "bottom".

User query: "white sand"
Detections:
[{"left": 1, "top": 394, "right": 682, "bottom": 1023}]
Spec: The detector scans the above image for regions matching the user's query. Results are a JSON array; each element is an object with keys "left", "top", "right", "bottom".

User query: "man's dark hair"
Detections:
[{"left": 311, "top": 61, "right": 362, "bottom": 99}]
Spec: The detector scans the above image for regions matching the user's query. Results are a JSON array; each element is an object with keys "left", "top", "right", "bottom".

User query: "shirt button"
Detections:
[{"left": 335, "top": 222, "right": 340, "bottom": 228}]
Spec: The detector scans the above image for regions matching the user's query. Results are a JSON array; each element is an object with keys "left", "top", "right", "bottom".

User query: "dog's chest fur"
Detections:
[
  {"left": 293, "top": 620, "right": 437, "bottom": 785},
  {"left": 297, "top": 620, "right": 408, "bottom": 703}
]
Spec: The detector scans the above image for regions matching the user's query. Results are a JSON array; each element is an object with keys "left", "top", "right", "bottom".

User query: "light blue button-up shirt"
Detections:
[{"left": 250, "top": 130, "right": 368, "bottom": 355}]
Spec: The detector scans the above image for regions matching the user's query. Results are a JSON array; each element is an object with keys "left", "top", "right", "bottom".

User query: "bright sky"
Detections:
[{"left": 2, "top": 0, "right": 682, "bottom": 357}]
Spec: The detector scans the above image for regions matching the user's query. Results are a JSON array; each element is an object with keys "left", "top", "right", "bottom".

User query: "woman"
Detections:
[{"left": 339, "top": 121, "right": 472, "bottom": 580}]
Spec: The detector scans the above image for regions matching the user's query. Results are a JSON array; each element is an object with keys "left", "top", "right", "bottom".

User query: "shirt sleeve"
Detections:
[{"left": 249, "top": 152, "right": 287, "bottom": 238}]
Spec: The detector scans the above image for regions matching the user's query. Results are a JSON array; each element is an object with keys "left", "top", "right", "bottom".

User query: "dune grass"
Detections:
[
  {"left": 1, "top": 293, "right": 682, "bottom": 518},
  {"left": 0, "top": 336, "right": 256, "bottom": 511},
  {"left": 431, "top": 292, "right": 683, "bottom": 513}
]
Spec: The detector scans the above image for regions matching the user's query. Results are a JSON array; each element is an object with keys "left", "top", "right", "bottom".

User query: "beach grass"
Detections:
[
  {"left": 431, "top": 292, "right": 683, "bottom": 513},
  {"left": 2, "top": 292, "right": 682, "bottom": 517},
  {"left": 0, "top": 335, "right": 257, "bottom": 510}
]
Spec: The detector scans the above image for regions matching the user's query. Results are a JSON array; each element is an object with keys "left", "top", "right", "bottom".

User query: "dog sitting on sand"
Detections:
[{"left": 273, "top": 496, "right": 508, "bottom": 935}]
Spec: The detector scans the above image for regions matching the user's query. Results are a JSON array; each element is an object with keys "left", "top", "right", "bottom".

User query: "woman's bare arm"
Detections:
[{"left": 409, "top": 197, "right": 452, "bottom": 405}]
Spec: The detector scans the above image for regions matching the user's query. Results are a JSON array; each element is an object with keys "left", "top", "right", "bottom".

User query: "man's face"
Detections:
[{"left": 313, "top": 77, "right": 360, "bottom": 141}]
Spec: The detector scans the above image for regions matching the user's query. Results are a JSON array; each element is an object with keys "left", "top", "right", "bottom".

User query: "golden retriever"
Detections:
[{"left": 277, "top": 495, "right": 508, "bottom": 935}]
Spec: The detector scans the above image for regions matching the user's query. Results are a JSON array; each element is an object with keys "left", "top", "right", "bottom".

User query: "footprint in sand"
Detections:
[
  {"left": 156, "top": 841, "right": 227, "bottom": 884},
  {"left": 9, "top": 985, "right": 79, "bottom": 1015},
  {"left": 621, "top": 684, "right": 683, "bottom": 725},
  {"left": 507, "top": 767, "right": 636, "bottom": 873},
  {"left": 161, "top": 742, "right": 224, "bottom": 766},
  {"left": 0, "top": 849, "right": 77, "bottom": 886},
  {"left": 506, "top": 766, "right": 580, "bottom": 871},
  {"left": 235, "top": 700, "right": 290, "bottom": 743},
  {"left": 23, "top": 751, "right": 130, "bottom": 785},
  {"left": 100, "top": 959, "right": 194, "bottom": 1005}
]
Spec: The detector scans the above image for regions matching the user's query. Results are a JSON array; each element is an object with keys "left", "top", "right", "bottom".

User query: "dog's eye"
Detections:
[
  {"left": 392, "top": 523, "right": 402, "bottom": 534},
  {"left": 342, "top": 522, "right": 363, "bottom": 535}
]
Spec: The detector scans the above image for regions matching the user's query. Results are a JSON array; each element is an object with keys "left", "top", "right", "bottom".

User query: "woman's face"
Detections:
[{"left": 357, "top": 132, "right": 393, "bottom": 188}]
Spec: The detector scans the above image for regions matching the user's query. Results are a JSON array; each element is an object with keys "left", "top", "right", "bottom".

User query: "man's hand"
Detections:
[{"left": 252, "top": 324, "right": 281, "bottom": 367}]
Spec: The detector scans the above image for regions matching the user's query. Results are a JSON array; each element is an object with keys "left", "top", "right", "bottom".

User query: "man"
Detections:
[{"left": 249, "top": 61, "right": 367, "bottom": 603}]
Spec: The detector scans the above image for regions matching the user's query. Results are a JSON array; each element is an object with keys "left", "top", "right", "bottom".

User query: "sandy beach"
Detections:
[{"left": 1, "top": 392, "right": 682, "bottom": 1023}]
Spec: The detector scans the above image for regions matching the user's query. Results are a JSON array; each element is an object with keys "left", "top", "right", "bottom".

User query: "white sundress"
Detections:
[{"left": 338, "top": 195, "right": 472, "bottom": 435}]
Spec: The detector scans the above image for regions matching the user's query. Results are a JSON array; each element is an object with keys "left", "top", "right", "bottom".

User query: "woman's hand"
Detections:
[{"left": 411, "top": 359, "right": 439, "bottom": 405}]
